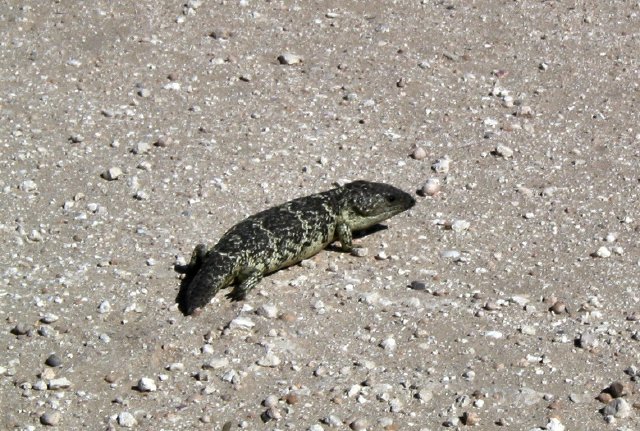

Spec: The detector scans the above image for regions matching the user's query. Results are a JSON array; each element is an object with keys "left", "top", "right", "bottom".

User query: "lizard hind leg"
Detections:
[{"left": 226, "top": 268, "right": 263, "bottom": 301}]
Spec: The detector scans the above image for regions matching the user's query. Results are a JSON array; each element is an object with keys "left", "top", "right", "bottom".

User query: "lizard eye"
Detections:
[{"left": 386, "top": 195, "right": 397, "bottom": 203}]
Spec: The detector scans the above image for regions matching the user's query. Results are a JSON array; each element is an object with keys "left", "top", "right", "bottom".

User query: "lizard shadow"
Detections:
[{"left": 174, "top": 223, "right": 389, "bottom": 315}]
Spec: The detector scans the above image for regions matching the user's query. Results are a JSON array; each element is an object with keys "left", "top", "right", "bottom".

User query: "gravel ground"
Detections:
[{"left": 2, "top": 1, "right": 640, "bottom": 430}]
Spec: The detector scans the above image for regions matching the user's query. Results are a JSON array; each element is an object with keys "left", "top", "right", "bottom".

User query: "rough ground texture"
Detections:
[{"left": 1, "top": 1, "right": 639, "bottom": 430}]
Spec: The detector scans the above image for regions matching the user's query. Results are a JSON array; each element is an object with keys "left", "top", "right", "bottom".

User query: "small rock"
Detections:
[
  {"left": 494, "top": 144, "right": 514, "bottom": 158},
  {"left": 278, "top": 53, "right": 302, "bottom": 65},
  {"left": 380, "top": 337, "right": 397, "bottom": 351},
  {"left": 411, "top": 147, "right": 427, "bottom": 160},
  {"left": 420, "top": 178, "right": 441, "bottom": 197},
  {"left": 203, "top": 357, "right": 229, "bottom": 369},
  {"left": 351, "top": 247, "right": 369, "bottom": 257},
  {"left": 431, "top": 156, "right": 450, "bottom": 174},
  {"left": 40, "top": 411, "right": 61, "bottom": 426},
  {"left": 606, "top": 381, "right": 625, "bottom": 398},
  {"left": 11, "top": 323, "right": 32, "bottom": 335},
  {"left": 20, "top": 180, "right": 38, "bottom": 192},
  {"left": 257, "top": 352, "right": 281, "bottom": 367},
  {"left": 577, "top": 332, "right": 598, "bottom": 350},
  {"left": 256, "top": 303, "right": 278, "bottom": 319},
  {"left": 228, "top": 316, "right": 255, "bottom": 330},
  {"left": 40, "top": 314, "right": 59, "bottom": 324},
  {"left": 137, "top": 88, "right": 151, "bottom": 98},
  {"left": 101, "top": 167, "right": 123, "bottom": 181},
  {"left": 409, "top": 280, "right": 427, "bottom": 291},
  {"left": 545, "top": 417, "right": 565, "bottom": 431},
  {"left": 48, "top": 377, "right": 72, "bottom": 390},
  {"left": 602, "top": 398, "right": 631, "bottom": 418},
  {"left": 98, "top": 300, "right": 111, "bottom": 313},
  {"left": 136, "top": 377, "right": 157, "bottom": 392},
  {"left": 166, "top": 362, "right": 184, "bottom": 372},
  {"left": 45, "top": 354, "right": 63, "bottom": 367},
  {"left": 451, "top": 220, "right": 470, "bottom": 233},
  {"left": 593, "top": 246, "right": 611, "bottom": 258},
  {"left": 117, "top": 411, "right": 137, "bottom": 428},
  {"left": 132, "top": 142, "right": 151, "bottom": 155},
  {"left": 263, "top": 394, "right": 279, "bottom": 408},
  {"left": 350, "top": 418, "right": 368, "bottom": 431},
  {"left": 462, "top": 411, "right": 480, "bottom": 426},
  {"left": 549, "top": 301, "right": 567, "bottom": 314}
]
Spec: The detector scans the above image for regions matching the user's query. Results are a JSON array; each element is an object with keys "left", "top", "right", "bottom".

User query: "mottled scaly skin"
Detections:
[{"left": 176, "top": 180, "right": 415, "bottom": 315}]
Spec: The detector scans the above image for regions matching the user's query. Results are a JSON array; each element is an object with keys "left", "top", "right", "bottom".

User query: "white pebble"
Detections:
[
  {"left": 98, "top": 300, "right": 111, "bottom": 313},
  {"left": 485, "top": 331, "right": 503, "bottom": 339},
  {"left": 411, "top": 147, "right": 427, "bottom": 160},
  {"left": 495, "top": 144, "right": 514, "bottom": 158},
  {"left": 256, "top": 303, "right": 278, "bottom": 319},
  {"left": 20, "top": 180, "right": 38, "bottom": 192},
  {"left": 203, "top": 357, "right": 229, "bottom": 369},
  {"left": 546, "top": 417, "right": 565, "bottom": 431},
  {"left": 431, "top": 156, "right": 451, "bottom": 174},
  {"left": 228, "top": 316, "right": 255, "bottom": 330},
  {"left": 594, "top": 246, "right": 611, "bottom": 258},
  {"left": 257, "top": 352, "right": 281, "bottom": 367},
  {"left": 132, "top": 142, "right": 151, "bottom": 155},
  {"left": 117, "top": 412, "right": 137, "bottom": 428},
  {"left": 421, "top": 178, "right": 441, "bottom": 196},
  {"left": 40, "top": 313, "right": 59, "bottom": 324},
  {"left": 101, "top": 167, "right": 123, "bottom": 181},
  {"left": 136, "top": 377, "right": 157, "bottom": 392},
  {"left": 278, "top": 53, "right": 303, "bottom": 65},
  {"left": 163, "top": 82, "right": 181, "bottom": 91},
  {"left": 451, "top": 220, "right": 470, "bottom": 232},
  {"left": 380, "top": 337, "right": 397, "bottom": 351},
  {"left": 166, "top": 362, "right": 184, "bottom": 371},
  {"left": 48, "top": 377, "right": 72, "bottom": 389},
  {"left": 40, "top": 411, "right": 62, "bottom": 426}
]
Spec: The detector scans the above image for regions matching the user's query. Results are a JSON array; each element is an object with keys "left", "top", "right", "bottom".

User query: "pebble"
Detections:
[
  {"left": 411, "top": 147, "right": 427, "bottom": 160},
  {"left": 166, "top": 362, "right": 184, "bottom": 372},
  {"left": 228, "top": 316, "right": 255, "bottom": 330},
  {"left": 20, "top": 180, "right": 38, "bottom": 192},
  {"left": 136, "top": 377, "right": 157, "bottom": 392},
  {"left": 256, "top": 303, "right": 278, "bottom": 319},
  {"left": 40, "top": 314, "right": 59, "bottom": 324},
  {"left": 48, "top": 377, "right": 72, "bottom": 389},
  {"left": 420, "top": 178, "right": 441, "bottom": 196},
  {"left": 117, "top": 411, "right": 137, "bottom": 428},
  {"left": 137, "top": 88, "right": 151, "bottom": 98},
  {"left": 40, "top": 411, "right": 61, "bottom": 426},
  {"left": 593, "top": 246, "right": 611, "bottom": 258},
  {"left": 11, "top": 323, "right": 32, "bottom": 335},
  {"left": 451, "top": 220, "right": 470, "bottom": 233},
  {"left": 494, "top": 144, "right": 514, "bottom": 158},
  {"left": 278, "top": 53, "right": 302, "bottom": 65},
  {"left": 380, "top": 337, "right": 397, "bottom": 351},
  {"left": 45, "top": 354, "right": 63, "bottom": 367},
  {"left": 431, "top": 156, "right": 451, "bottom": 174},
  {"left": 577, "top": 332, "right": 598, "bottom": 349},
  {"left": 409, "top": 280, "right": 427, "bottom": 291},
  {"left": 602, "top": 398, "right": 631, "bottom": 418},
  {"left": 351, "top": 247, "right": 369, "bottom": 257},
  {"left": 263, "top": 394, "right": 279, "bottom": 408},
  {"left": 203, "top": 357, "right": 228, "bottom": 369},
  {"left": 257, "top": 352, "right": 281, "bottom": 367},
  {"left": 98, "top": 300, "right": 111, "bottom": 313},
  {"left": 606, "top": 381, "right": 625, "bottom": 398},
  {"left": 132, "top": 142, "right": 151, "bottom": 155},
  {"left": 101, "top": 167, "right": 123, "bottom": 181},
  {"left": 440, "top": 249, "right": 461, "bottom": 260},
  {"left": 545, "top": 417, "right": 565, "bottom": 431},
  {"left": 461, "top": 411, "right": 480, "bottom": 426},
  {"left": 350, "top": 418, "right": 368, "bottom": 431}
]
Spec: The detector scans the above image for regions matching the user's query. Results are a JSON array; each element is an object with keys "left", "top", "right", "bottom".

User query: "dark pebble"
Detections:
[
  {"left": 45, "top": 354, "right": 63, "bottom": 367},
  {"left": 11, "top": 323, "right": 32, "bottom": 336},
  {"left": 607, "top": 381, "right": 625, "bottom": 398},
  {"left": 409, "top": 280, "right": 427, "bottom": 291}
]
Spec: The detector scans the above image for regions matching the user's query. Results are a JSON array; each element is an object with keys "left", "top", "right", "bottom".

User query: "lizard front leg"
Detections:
[
  {"left": 336, "top": 222, "right": 353, "bottom": 252},
  {"left": 227, "top": 267, "right": 263, "bottom": 301},
  {"left": 175, "top": 243, "right": 208, "bottom": 274}
]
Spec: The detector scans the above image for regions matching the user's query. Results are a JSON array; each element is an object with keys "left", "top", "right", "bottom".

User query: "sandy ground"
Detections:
[{"left": 2, "top": 1, "right": 640, "bottom": 430}]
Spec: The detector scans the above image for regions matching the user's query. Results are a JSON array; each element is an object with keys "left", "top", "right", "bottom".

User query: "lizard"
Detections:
[{"left": 175, "top": 180, "right": 415, "bottom": 315}]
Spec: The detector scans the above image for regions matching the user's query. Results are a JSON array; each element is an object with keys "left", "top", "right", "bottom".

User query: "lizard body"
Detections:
[{"left": 176, "top": 180, "right": 415, "bottom": 315}]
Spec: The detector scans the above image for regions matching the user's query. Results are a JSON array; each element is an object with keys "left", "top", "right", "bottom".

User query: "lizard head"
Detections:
[{"left": 339, "top": 180, "right": 415, "bottom": 230}]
